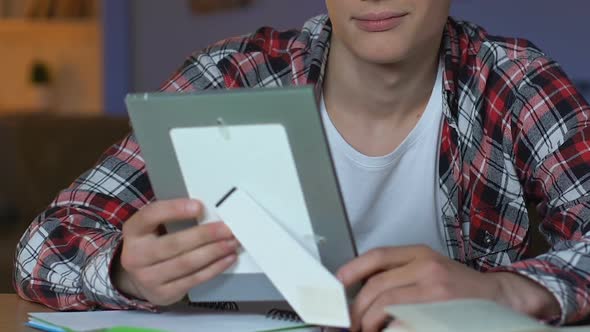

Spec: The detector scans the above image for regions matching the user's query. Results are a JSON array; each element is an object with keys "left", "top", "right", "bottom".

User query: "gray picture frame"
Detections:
[{"left": 125, "top": 86, "right": 358, "bottom": 302}]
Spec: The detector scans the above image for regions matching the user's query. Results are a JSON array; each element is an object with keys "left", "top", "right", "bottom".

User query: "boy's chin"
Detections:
[{"left": 353, "top": 49, "right": 409, "bottom": 66}]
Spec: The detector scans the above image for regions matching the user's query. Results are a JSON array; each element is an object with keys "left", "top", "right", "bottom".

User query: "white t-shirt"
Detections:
[{"left": 321, "top": 65, "right": 447, "bottom": 255}]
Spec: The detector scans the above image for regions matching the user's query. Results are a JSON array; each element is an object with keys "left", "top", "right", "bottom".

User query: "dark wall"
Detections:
[
  {"left": 128, "top": 0, "right": 589, "bottom": 105},
  {"left": 130, "top": 0, "right": 326, "bottom": 92},
  {"left": 451, "top": 0, "right": 590, "bottom": 100}
]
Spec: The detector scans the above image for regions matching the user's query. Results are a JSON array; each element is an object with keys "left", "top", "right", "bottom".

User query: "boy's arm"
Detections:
[
  {"left": 13, "top": 134, "right": 157, "bottom": 310},
  {"left": 13, "top": 51, "right": 230, "bottom": 310},
  {"left": 492, "top": 54, "right": 590, "bottom": 324}
]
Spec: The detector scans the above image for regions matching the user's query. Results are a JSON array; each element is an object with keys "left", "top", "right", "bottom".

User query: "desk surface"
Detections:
[{"left": 0, "top": 294, "right": 52, "bottom": 332}]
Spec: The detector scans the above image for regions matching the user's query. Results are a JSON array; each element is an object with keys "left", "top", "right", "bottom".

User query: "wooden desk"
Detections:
[{"left": 0, "top": 294, "right": 52, "bottom": 331}]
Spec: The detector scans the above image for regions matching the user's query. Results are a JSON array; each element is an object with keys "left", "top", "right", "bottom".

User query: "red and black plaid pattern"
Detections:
[{"left": 13, "top": 15, "right": 590, "bottom": 324}]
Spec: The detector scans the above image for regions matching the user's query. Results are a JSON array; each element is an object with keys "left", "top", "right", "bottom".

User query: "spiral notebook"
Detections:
[{"left": 28, "top": 302, "right": 320, "bottom": 332}]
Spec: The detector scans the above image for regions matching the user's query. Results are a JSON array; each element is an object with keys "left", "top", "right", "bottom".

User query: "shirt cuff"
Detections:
[
  {"left": 81, "top": 232, "right": 156, "bottom": 311},
  {"left": 490, "top": 260, "right": 571, "bottom": 325}
]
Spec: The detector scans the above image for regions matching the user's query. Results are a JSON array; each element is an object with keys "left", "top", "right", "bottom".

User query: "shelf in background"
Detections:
[{"left": 0, "top": 18, "right": 102, "bottom": 114}]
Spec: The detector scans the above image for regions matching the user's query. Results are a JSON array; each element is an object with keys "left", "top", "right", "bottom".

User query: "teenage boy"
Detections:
[{"left": 15, "top": 1, "right": 590, "bottom": 331}]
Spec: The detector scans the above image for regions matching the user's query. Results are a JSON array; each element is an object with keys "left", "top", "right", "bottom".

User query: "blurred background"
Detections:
[{"left": 0, "top": 0, "right": 588, "bottom": 293}]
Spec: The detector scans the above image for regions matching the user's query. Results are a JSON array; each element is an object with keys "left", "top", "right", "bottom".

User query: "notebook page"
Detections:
[
  {"left": 29, "top": 309, "right": 314, "bottom": 332},
  {"left": 382, "top": 299, "right": 554, "bottom": 332}
]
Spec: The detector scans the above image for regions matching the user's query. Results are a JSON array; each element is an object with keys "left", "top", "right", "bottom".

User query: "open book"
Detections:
[{"left": 383, "top": 299, "right": 588, "bottom": 332}]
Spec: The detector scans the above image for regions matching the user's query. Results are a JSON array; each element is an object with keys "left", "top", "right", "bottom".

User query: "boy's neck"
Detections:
[
  {"left": 321, "top": 36, "right": 442, "bottom": 156},
  {"left": 322, "top": 37, "right": 441, "bottom": 124}
]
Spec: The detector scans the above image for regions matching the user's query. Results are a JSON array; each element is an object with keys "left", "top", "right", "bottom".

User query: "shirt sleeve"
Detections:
[
  {"left": 13, "top": 134, "right": 156, "bottom": 310},
  {"left": 13, "top": 52, "right": 227, "bottom": 310},
  {"left": 491, "top": 55, "right": 590, "bottom": 324}
]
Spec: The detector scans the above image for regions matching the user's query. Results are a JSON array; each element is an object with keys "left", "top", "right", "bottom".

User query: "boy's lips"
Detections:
[{"left": 353, "top": 12, "right": 408, "bottom": 32}]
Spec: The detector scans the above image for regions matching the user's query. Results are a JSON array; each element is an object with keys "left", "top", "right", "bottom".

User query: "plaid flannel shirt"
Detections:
[{"left": 14, "top": 15, "right": 590, "bottom": 324}]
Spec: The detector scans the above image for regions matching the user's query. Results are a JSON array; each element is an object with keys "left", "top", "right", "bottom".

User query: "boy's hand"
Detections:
[
  {"left": 337, "top": 245, "right": 560, "bottom": 332},
  {"left": 112, "top": 199, "right": 238, "bottom": 306}
]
